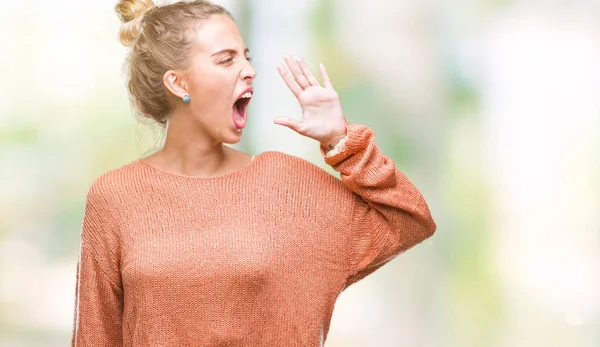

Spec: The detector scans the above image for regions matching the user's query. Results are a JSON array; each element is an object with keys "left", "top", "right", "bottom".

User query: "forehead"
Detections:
[{"left": 193, "top": 14, "right": 245, "bottom": 54}]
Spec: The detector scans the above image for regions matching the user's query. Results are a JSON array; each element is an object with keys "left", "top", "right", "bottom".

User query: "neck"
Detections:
[{"left": 157, "top": 117, "right": 229, "bottom": 178}]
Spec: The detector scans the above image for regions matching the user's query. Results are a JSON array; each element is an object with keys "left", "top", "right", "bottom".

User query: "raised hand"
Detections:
[{"left": 274, "top": 55, "right": 347, "bottom": 149}]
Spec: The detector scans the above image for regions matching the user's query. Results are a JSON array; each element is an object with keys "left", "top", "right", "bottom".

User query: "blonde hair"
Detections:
[{"left": 114, "top": 0, "right": 234, "bottom": 126}]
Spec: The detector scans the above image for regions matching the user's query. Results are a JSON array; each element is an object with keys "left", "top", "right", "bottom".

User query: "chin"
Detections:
[{"left": 221, "top": 128, "right": 243, "bottom": 144}]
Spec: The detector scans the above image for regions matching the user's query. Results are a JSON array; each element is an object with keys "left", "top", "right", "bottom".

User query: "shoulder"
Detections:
[
  {"left": 261, "top": 150, "right": 327, "bottom": 174},
  {"left": 260, "top": 150, "right": 347, "bottom": 190},
  {"left": 85, "top": 160, "right": 140, "bottom": 207}
]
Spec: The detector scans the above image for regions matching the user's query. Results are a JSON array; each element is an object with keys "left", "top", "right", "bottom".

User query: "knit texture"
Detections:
[{"left": 71, "top": 123, "right": 436, "bottom": 347}]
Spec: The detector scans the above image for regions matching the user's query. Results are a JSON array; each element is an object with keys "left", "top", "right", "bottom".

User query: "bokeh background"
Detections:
[{"left": 1, "top": 0, "right": 599, "bottom": 346}]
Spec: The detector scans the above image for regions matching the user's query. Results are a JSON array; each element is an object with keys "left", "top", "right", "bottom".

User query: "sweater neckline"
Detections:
[{"left": 136, "top": 151, "right": 267, "bottom": 181}]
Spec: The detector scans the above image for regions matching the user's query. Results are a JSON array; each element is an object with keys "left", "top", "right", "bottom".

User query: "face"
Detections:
[{"left": 178, "top": 14, "right": 256, "bottom": 144}]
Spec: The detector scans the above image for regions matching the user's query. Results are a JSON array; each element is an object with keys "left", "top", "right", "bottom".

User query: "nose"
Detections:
[{"left": 242, "top": 59, "right": 256, "bottom": 80}]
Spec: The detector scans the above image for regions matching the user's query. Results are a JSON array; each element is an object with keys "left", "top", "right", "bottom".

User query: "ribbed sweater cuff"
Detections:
[{"left": 320, "top": 123, "right": 374, "bottom": 167}]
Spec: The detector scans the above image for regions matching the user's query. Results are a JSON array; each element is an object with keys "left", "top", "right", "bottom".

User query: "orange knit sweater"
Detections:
[{"left": 71, "top": 123, "right": 436, "bottom": 347}]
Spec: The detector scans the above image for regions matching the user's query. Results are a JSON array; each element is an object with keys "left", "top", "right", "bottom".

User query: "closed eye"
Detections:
[{"left": 219, "top": 56, "right": 252, "bottom": 65}]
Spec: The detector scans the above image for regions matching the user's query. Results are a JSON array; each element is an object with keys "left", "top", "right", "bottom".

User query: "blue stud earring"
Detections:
[{"left": 182, "top": 94, "right": 191, "bottom": 103}]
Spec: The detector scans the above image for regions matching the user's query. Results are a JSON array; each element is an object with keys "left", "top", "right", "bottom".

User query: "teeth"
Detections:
[{"left": 240, "top": 91, "right": 253, "bottom": 99}]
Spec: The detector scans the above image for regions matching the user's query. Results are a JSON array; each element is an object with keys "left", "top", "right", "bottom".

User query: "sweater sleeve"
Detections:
[
  {"left": 320, "top": 122, "right": 436, "bottom": 288},
  {"left": 71, "top": 180, "right": 124, "bottom": 346}
]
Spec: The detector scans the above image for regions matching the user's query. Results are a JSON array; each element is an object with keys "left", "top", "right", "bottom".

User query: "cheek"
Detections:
[
  {"left": 189, "top": 70, "right": 237, "bottom": 122},
  {"left": 191, "top": 70, "right": 235, "bottom": 106}
]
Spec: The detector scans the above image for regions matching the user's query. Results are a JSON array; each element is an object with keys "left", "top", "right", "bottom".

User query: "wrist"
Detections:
[
  {"left": 319, "top": 117, "right": 348, "bottom": 150},
  {"left": 320, "top": 132, "right": 347, "bottom": 151}
]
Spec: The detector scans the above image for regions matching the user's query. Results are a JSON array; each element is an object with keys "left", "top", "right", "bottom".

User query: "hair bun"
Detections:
[{"left": 115, "top": 0, "right": 155, "bottom": 47}]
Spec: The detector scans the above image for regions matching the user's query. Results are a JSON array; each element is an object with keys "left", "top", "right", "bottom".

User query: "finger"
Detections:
[
  {"left": 295, "top": 56, "right": 320, "bottom": 87},
  {"left": 277, "top": 65, "right": 302, "bottom": 98},
  {"left": 273, "top": 116, "right": 304, "bottom": 133},
  {"left": 319, "top": 63, "right": 334, "bottom": 89},
  {"left": 284, "top": 55, "right": 310, "bottom": 90}
]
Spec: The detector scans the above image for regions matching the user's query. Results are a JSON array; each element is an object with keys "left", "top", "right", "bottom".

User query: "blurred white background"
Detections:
[{"left": 0, "top": 0, "right": 598, "bottom": 346}]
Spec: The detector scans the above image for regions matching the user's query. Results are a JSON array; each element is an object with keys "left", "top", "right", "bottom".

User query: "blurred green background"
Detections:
[{"left": 1, "top": 0, "right": 599, "bottom": 346}]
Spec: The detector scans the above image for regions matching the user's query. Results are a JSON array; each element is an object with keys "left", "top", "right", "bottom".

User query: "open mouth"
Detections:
[{"left": 232, "top": 90, "right": 252, "bottom": 129}]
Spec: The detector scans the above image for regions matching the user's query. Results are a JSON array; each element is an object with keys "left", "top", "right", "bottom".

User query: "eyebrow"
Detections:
[{"left": 211, "top": 48, "right": 250, "bottom": 57}]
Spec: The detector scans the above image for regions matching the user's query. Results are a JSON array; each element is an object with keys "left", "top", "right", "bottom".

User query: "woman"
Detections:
[{"left": 71, "top": 0, "right": 436, "bottom": 346}]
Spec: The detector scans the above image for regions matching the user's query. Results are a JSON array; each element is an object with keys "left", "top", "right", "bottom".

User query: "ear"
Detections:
[{"left": 163, "top": 70, "right": 189, "bottom": 99}]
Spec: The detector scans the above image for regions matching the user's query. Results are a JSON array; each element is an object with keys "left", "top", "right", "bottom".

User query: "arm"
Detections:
[
  {"left": 72, "top": 180, "right": 124, "bottom": 346},
  {"left": 271, "top": 56, "right": 436, "bottom": 286},
  {"left": 321, "top": 123, "right": 436, "bottom": 287}
]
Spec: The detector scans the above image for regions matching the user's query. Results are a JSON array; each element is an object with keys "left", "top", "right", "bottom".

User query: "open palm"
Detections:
[{"left": 274, "top": 55, "right": 347, "bottom": 145}]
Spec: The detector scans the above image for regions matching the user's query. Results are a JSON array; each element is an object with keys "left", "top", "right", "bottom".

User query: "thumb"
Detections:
[{"left": 273, "top": 116, "right": 303, "bottom": 133}]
